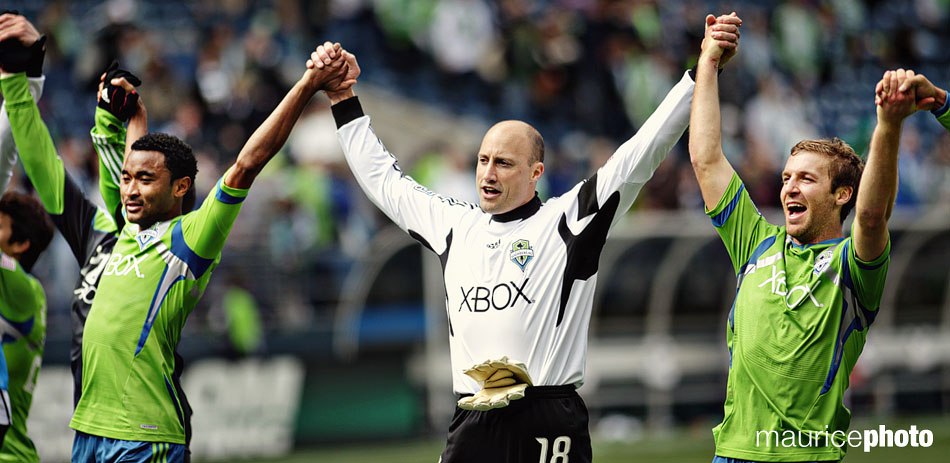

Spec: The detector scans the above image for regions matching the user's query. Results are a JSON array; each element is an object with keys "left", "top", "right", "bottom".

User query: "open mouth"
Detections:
[
  {"left": 786, "top": 203, "right": 806, "bottom": 220},
  {"left": 126, "top": 202, "right": 143, "bottom": 214},
  {"left": 481, "top": 186, "right": 501, "bottom": 199}
]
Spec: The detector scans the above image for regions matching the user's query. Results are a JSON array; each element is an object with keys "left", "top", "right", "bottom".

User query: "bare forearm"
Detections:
[
  {"left": 858, "top": 120, "right": 901, "bottom": 226},
  {"left": 225, "top": 75, "right": 318, "bottom": 189},
  {"left": 125, "top": 102, "right": 147, "bottom": 157},
  {"left": 688, "top": 56, "right": 734, "bottom": 209},
  {"left": 690, "top": 58, "right": 722, "bottom": 165}
]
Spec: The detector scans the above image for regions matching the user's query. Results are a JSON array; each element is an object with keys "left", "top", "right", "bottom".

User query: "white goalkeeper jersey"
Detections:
[{"left": 335, "top": 71, "right": 695, "bottom": 394}]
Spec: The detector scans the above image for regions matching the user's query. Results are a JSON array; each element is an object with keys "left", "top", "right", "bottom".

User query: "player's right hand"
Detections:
[{"left": 0, "top": 12, "right": 45, "bottom": 76}]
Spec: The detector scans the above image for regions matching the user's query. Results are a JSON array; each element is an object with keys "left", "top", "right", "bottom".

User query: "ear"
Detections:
[
  {"left": 531, "top": 162, "right": 544, "bottom": 182},
  {"left": 7, "top": 239, "right": 30, "bottom": 256},
  {"left": 834, "top": 185, "right": 853, "bottom": 207},
  {"left": 173, "top": 177, "right": 193, "bottom": 199}
]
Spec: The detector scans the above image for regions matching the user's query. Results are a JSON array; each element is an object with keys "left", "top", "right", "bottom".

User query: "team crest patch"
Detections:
[
  {"left": 813, "top": 249, "right": 833, "bottom": 275},
  {"left": 135, "top": 229, "right": 159, "bottom": 251},
  {"left": 510, "top": 239, "right": 534, "bottom": 271}
]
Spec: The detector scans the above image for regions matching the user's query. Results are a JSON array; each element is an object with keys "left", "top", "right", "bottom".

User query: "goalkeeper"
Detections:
[{"left": 312, "top": 11, "right": 742, "bottom": 462}]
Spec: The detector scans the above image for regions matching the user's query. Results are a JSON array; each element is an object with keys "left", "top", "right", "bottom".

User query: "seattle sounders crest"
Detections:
[{"left": 510, "top": 239, "right": 534, "bottom": 271}]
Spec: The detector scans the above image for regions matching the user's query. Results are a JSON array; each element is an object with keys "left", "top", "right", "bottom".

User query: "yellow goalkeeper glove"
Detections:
[{"left": 457, "top": 356, "right": 534, "bottom": 411}]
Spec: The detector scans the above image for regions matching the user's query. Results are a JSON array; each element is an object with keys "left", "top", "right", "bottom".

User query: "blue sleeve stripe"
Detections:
[
  {"left": 215, "top": 178, "right": 246, "bottom": 204},
  {"left": 170, "top": 221, "right": 215, "bottom": 279},
  {"left": 710, "top": 184, "right": 745, "bottom": 228},
  {"left": 855, "top": 256, "right": 887, "bottom": 270},
  {"left": 737, "top": 235, "right": 777, "bottom": 275}
]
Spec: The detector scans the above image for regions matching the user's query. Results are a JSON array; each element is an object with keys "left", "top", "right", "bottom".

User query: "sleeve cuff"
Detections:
[
  {"left": 331, "top": 96, "right": 364, "bottom": 129},
  {"left": 687, "top": 64, "right": 723, "bottom": 82},
  {"left": 94, "top": 107, "right": 126, "bottom": 135},
  {"left": 931, "top": 89, "right": 950, "bottom": 117},
  {"left": 216, "top": 168, "right": 250, "bottom": 204}
]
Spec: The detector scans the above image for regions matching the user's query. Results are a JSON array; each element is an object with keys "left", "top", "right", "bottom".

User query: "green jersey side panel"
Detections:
[
  {"left": 0, "top": 253, "right": 46, "bottom": 463},
  {"left": 707, "top": 175, "right": 889, "bottom": 462},
  {"left": 70, "top": 174, "right": 248, "bottom": 443}
]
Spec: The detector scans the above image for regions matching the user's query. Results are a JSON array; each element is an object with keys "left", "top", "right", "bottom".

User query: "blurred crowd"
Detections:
[{"left": 6, "top": 0, "right": 950, "bottom": 342}]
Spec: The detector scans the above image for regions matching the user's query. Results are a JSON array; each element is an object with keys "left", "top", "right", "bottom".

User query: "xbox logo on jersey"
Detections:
[{"left": 510, "top": 239, "right": 534, "bottom": 271}]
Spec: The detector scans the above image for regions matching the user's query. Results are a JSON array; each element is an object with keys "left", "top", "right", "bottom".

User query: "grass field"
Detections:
[{"left": 209, "top": 415, "right": 950, "bottom": 462}]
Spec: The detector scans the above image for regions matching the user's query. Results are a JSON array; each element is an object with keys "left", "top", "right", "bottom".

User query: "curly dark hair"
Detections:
[
  {"left": 0, "top": 191, "right": 54, "bottom": 272},
  {"left": 789, "top": 138, "right": 864, "bottom": 223},
  {"left": 130, "top": 132, "right": 198, "bottom": 211}
]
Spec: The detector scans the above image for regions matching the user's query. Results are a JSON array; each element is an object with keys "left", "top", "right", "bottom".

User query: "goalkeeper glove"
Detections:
[
  {"left": 98, "top": 60, "right": 141, "bottom": 122},
  {"left": 457, "top": 356, "right": 533, "bottom": 411},
  {"left": 0, "top": 11, "right": 45, "bottom": 77}
]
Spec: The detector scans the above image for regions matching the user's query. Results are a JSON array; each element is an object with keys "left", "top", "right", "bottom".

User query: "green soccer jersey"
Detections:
[
  {"left": 0, "top": 252, "right": 46, "bottom": 463},
  {"left": 69, "top": 175, "right": 248, "bottom": 444},
  {"left": 708, "top": 174, "right": 889, "bottom": 462}
]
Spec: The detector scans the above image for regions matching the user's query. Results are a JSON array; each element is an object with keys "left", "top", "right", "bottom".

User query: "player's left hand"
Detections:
[
  {"left": 301, "top": 41, "right": 352, "bottom": 93},
  {"left": 713, "top": 12, "right": 742, "bottom": 68},
  {"left": 700, "top": 12, "right": 742, "bottom": 70},
  {"left": 876, "top": 68, "right": 918, "bottom": 124},
  {"left": 877, "top": 69, "right": 946, "bottom": 112},
  {"left": 98, "top": 61, "right": 142, "bottom": 122},
  {"left": 306, "top": 41, "right": 360, "bottom": 96}
]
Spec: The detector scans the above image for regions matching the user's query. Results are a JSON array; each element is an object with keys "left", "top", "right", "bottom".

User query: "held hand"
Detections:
[
  {"left": 700, "top": 13, "right": 741, "bottom": 69},
  {"left": 876, "top": 70, "right": 946, "bottom": 112},
  {"left": 305, "top": 42, "right": 360, "bottom": 97},
  {"left": 715, "top": 12, "right": 742, "bottom": 68},
  {"left": 876, "top": 68, "right": 918, "bottom": 125},
  {"left": 97, "top": 61, "right": 142, "bottom": 122},
  {"left": 0, "top": 12, "right": 45, "bottom": 75},
  {"left": 0, "top": 13, "right": 40, "bottom": 46}
]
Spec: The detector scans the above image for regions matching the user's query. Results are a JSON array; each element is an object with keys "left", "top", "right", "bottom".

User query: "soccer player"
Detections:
[
  {"left": 0, "top": 192, "right": 52, "bottom": 456},
  {"left": 875, "top": 69, "right": 950, "bottom": 132},
  {"left": 0, "top": 11, "right": 54, "bottom": 462},
  {"left": 4, "top": 35, "right": 351, "bottom": 463},
  {"left": 0, "top": 13, "right": 143, "bottom": 418},
  {"left": 311, "top": 13, "right": 741, "bottom": 462},
  {"left": 689, "top": 14, "right": 918, "bottom": 463}
]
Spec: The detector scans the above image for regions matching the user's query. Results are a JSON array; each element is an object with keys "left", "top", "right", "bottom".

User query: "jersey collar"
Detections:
[
  {"left": 785, "top": 234, "right": 846, "bottom": 250},
  {"left": 491, "top": 193, "right": 541, "bottom": 223}
]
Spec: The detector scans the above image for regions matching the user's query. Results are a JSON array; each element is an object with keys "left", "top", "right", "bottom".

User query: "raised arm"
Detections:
[
  {"left": 223, "top": 42, "right": 351, "bottom": 189},
  {"left": 0, "top": 12, "right": 45, "bottom": 193},
  {"left": 854, "top": 69, "right": 917, "bottom": 261},
  {"left": 0, "top": 76, "right": 43, "bottom": 192},
  {"left": 92, "top": 64, "right": 142, "bottom": 217},
  {"left": 688, "top": 13, "right": 742, "bottom": 210}
]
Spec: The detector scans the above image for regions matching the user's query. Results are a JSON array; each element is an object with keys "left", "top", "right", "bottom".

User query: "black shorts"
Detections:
[{"left": 441, "top": 385, "right": 592, "bottom": 463}]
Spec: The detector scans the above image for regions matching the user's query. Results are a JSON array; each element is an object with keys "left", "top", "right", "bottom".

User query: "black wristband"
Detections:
[
  {"left": 331, "top": 96, "right": 364, "bottom": 129},
  {"left": 25, "top": 35, "right": 45, "bottom": 77}
]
